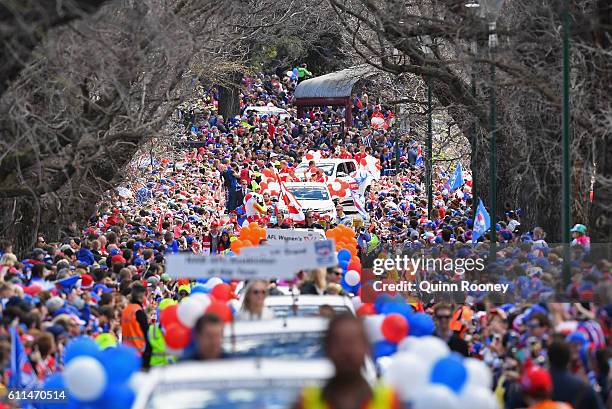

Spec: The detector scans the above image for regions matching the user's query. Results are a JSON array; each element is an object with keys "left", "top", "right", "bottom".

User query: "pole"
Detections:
[
  {"left": 427, "top": 75, "right": 433, "bottom": 220},
  {"left": 470, "top": 67, "right": 477, "bottom": 211},
  {"left": 562, "top": 0, "right": 572, "bottom": 287},
  {"left": 489, "top": 26, "right": 497, "bottom": 263}
]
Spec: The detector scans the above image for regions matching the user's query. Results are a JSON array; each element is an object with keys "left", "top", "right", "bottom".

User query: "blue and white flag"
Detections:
[
  {"left": 415, "top": 146, "right": 423, "bottom": 167},
  {"left": 472, "top": 199, "right": 491, "bottom": 244},
  {"left": 9, "top": 327, "right": 39, "bottom": 390},
  {"left": 350, "top": 190, "right": 368, "bottom": 220},
  {"left": 446, "top": 162, "right": 464, "bottom": 191}
]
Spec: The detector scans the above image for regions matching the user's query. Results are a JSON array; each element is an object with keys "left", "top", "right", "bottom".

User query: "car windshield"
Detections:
[
  {"left": 295, "top": 163, "right": 334, "bottom": 176},
  {"left": 223, "top": 332, "right": 324, "bottom": 359},
  {"left": 268, "top": 305, "right": 351, "bottom": 318},
  {"left": 287, "top": 186, "right": 330, "bottom": 200},
  {"left": 145, "top": 379, "right": 317, "bottom": 409}
]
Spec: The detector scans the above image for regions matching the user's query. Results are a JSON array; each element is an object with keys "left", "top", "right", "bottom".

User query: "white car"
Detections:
[
  {"left": 244, "top": 105, "right": 291, "bottom": 121},
  {"left": 264, "top": 295, "right": 356, "bottom": 318},
  {"left": 294, "top": 158, "right": 360, "bottom": 187},
  {"left": 131, "top": 359, "right": 333, "bottom": 409},
  {"left": 279, "top": 182, "right": 337, "bottom": 219},
  {"left": 223, "top": 317, "right": 377, "bottom": 383}
]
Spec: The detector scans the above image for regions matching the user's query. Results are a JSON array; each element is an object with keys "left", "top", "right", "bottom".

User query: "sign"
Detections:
[
  {"left": 265, "top": 228, "right": 325, "bottom": 243},
  {"left": 166, "top": 240, "right": 337, "bottom": 280}
]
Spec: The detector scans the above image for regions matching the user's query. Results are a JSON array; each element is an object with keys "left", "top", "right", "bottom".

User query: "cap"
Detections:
[
  {"left": 520, "top": 365, "right": 552, "bottom": 395},
  {"left": 80, "top": 274, "right": 93, "bottom": 289},
  {"left": 570, "top": 224, "right": 587, "bottom": 234},
  {"left": 45, "top": 296, "right": 64, "bottom": 314},
  {"left": 160, "top": 273, "right": 171, "bottom": 282}
]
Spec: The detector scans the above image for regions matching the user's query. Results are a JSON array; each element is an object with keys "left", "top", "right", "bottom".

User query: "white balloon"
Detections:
[
  {"left": 204, "top": 277, "right": 223, "bottom": 289},
  {"left": 363, "top": 315, "right": 385, "bottom": 343},
  {"left": 411, "top": 384, "right": 459, "bottom": 409},
  {"left": 458, "top": 386, "right": 499, "bottom": 409},
  {"left": 397, "top": 336, "right": 422, "bottom": 352},
  {"left": 177, "top": 297, "right": 205, "bottom": 328},
  {"left": 351, "top": 296, "right": 363, "bottom": 310},
  {"left": 409, "top": 336, "right": 450, "bottom": 366},
  {"left": 383, "top": 352, "right": 432, "bottom": 402},
  {"left": 64, "top": 356, "right": 107, "bottom": 401},
  {"left": 345, "top": 270, "right": 361, "bottom": 287},
  {"left": 464, "top": 358, "right": 494, "bottom": 389},
  {"left": 190, "top": 293, "right": 212, "bottom": 310}
]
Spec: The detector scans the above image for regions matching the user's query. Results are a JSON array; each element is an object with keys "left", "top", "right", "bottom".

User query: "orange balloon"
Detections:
[
  {"left": 241, "top": 239, "right": 253, "bottom": 247},
  {"left": 249, "top": 222, "right": 259, "bottom": 229},
  {"left": 230, "top": 240, "right": 242, "bottom": 253}
]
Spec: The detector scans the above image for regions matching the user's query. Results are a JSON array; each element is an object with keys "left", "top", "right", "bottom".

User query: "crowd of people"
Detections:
[{"left": 0, "top": 68, "right": 609, "bottom": 409}]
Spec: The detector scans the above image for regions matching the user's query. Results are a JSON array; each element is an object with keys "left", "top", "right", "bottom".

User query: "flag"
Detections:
[
  {"left": 472, "top": 199, "right": 491, "bottom": 244},
  {"left": 350, "top": 190, "right": 368, "bottom": 220},
  {"left": 279, "top": 180, "right": 305, "bottom": 223},
  {"left": 9, "top": 327, "right": 39, "bottom": 390},
  {"left": 446, "top": 162, "right": 464, "bottom": 191},
  {"left": 415, "top": 146, "right": 423, "bottom": 167},
  {"left": 55, "top": 275, "right": 80, "bottom": 292}
]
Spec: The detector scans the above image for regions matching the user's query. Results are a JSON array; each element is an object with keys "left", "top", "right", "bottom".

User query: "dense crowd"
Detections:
[{"left": 0, "top": 69, "right": 609, "bottom": 409}]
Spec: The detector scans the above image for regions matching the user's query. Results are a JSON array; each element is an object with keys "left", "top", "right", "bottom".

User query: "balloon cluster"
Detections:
[
  {"left": 384, "top": 336, "right": 498, "bottom": 409},
  {"left": 328, "top": 226, "right": 362, "bottom": 295},
  {"left": 230, "top": 223, "right": 266, "bottom": 254},
  {"left": 159, "top": 279, "right": 234, "bottom": 350},
  {"left": 360, "top": 295, "right": 433, "bottom": 360},
  {"left": 41, "top": 337, "right": 140, "bottom": 409}
]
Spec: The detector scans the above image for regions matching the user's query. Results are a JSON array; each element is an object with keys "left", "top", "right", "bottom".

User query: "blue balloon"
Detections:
[
  {"left": 337, "top": 249, "right": 351, "bottom": 262},
  {"left": 100, "top": 345, "right": 141, "bottom": 383},
  {"left": 372, "top": 340, "right": 397, "bottom": 360},
  {"left": 64, "top": 336, "right": 100, "bottom": 363},
  {"left": 407, "top": 312, "right": 435, "bottom": 337},
  {"left": 430, "top": 355, "right": 467, "bottom": 393},
  {"left": 39, "top": 374, "right": 66, "bottom": 409},
  {"left": 339, "top": 259, "right": 350, "bottom": 270},
  {"left": 374, "top": 294, "right": 393, "bottom": 314},
  {"left": 191, "top": 284, "right": 207, "bottom": 294},
  {"left": 381, "top": 302, "right": 414, "bottom": 320},
  {"left": 99, "top": 384, "right": 135, "bottom": 409}
]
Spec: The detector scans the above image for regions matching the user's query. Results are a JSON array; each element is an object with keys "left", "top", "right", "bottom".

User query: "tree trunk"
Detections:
[{"left": 218, "top": 72, "right": 242, "bottom": 119}]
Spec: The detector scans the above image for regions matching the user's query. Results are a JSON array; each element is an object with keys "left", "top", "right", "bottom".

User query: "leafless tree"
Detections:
[{"left": 329, "top": 0, "right": 611, "bottom": 244}]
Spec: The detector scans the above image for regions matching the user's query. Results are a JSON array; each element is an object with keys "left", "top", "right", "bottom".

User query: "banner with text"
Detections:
[
  {"left": 166, "top": 240, "right": 336, "bottom": 280},
  {"left": 265, "top": 228, "right": 325, "bottom": 243}
]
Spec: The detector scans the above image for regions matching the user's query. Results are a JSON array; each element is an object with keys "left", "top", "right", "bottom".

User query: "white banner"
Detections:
[
  {"left": 166, "top": 240, "right": 336, "bottom": 280},
  {"left": 265, "top": 228, "right": 325, "bottom": 243}
]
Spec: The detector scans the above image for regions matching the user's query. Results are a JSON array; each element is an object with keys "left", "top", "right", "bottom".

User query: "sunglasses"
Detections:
[
  {"left": 329, "top": 271, "right": 342, "bottom": 276},
  {"left": 435, "top": 314, "right": 451, "bottom": 320}
]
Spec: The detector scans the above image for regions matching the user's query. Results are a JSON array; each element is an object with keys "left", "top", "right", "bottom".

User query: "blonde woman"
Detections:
[
  {"left": 236, "top": 280, "right": 274, "bottom": 321},
  {"left": 299, "top": 268, "right": 328, "bottom": 295}
]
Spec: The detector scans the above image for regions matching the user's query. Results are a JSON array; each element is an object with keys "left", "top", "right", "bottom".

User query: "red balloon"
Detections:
[
  {"left": 210, "top": 283, "right": 232, "bottom": 302},
  {"left": 360, "top": 158, "right": 367, "bottom": 166},
  {"left": 164, "top": 322, "right": 192, "bottom": 349},
  {"left": 347, "top": 260, "right": 362, "bottom": 273},
  {"left": 160, "top": 304, "right": 179, "bottom": 328},
  {"left": 205, "top": 301, "right": 233, "bottom": 323},
  {"left": 357, "top": 303, "right": 376, "bottom": 317},
  {"left": 381, "top": 313, "right": 409, "bottom": 343}
]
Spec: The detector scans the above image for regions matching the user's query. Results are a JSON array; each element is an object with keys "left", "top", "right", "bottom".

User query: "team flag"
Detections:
[
  {"left": 472, "top": 199, "right": 491, "bottom": 244},
  {"left": 350, "top": 190, "right": 368, "bottom": 220},
  {"left": 415, "top": 146, "right": 423, "bottom": 167},
  {"left": 446, "top": 162, "right": 464, "bottom": 191},
  {"left": 8, "top": 327, "right": 39, "bottom": 390}
]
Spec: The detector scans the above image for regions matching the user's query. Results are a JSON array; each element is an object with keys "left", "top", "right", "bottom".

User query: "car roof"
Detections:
[
  {"left": 284, "top": 182, "right": 329, "bottom": 188},
  {"left": 147, "top": 358, "right": 333, "bottom": 383},
  {"left": 226, "top": 316, "right": 329, "bottom": 337},
  {"left": 245, "top": 105, "right": 288, "bottom": 113},
  {"left": 298, "top": 158, "right": 357, "bottom": 164},
  {"left": 265, "top": 295, "right": 353, "bottom": 308},
  {"left": 131, "top": 359, "right": 333, "bottom": 409}
]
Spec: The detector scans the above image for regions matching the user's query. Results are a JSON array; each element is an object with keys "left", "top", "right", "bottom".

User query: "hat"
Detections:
[
  {"left": 160, "top": 273, "right": 171, "bottom": 282},
  {"left": 520, "top": 365, "right": 552, "bottom": 395},
  {"left": 147, "top": 276, "right": 160, "bottom": 286},
  {"left": 570, "top": 224, "right": 586, "bottom": 234},
  {"left": 80, "top": 274, "right": 93, "bottom": 289},
  {"left": 46, "top": 296, "right": 64, "bottom": 314},
  {"left": 111, "top": 254, "right": 127, "bottom": 264},
  {"left": 93, "top": 284, "right": 112, "bottom": 294},
  {"left": 158, "top": 298, "right": 177, "bottom": 310},
  {"left": 178, "top": 284, "right": 191, "bottom": 294}
]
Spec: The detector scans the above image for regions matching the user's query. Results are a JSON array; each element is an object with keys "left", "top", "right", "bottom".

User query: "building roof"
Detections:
[{"left": 294, "top": 65, "right": 378, "bottom": 99}]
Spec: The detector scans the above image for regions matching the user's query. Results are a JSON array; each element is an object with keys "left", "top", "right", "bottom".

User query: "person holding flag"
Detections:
[{"left": 445, "top": 162, "right": 464, "bottom": 192}]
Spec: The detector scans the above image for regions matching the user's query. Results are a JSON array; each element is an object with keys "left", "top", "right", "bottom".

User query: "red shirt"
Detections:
[
  {"left": 339, "top": 152, "right": 353, "bottom": 159},
  {"left": 354, "top": 152, "right": 368, "bottom": 164}
]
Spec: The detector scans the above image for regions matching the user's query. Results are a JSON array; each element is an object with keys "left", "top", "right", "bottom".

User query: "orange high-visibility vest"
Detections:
[{"left": 121, "top": 303, "right": 146, "bottom": 354}]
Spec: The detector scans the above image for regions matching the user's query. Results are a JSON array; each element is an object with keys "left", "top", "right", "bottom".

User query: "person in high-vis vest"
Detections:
[
  {"left": 121, "top": 284, "right": 151, "bottom": 366},
  {"left": 293, "top": 314, "right": 401, "bottom": 409},
  {"left": 149, "top": 298, "right": 177, "bottom": 367}
]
